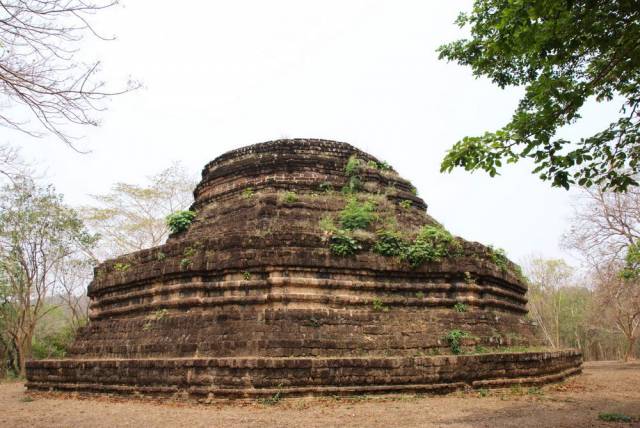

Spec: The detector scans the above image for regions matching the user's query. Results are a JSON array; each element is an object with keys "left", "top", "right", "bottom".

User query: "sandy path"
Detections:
[{"left": 2, "top": 361, "right": 639, "bottom": 427}]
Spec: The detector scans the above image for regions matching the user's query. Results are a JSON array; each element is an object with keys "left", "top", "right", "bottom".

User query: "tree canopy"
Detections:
[{"left": 438, "top": 0, "right": 640, "bottom": 191}]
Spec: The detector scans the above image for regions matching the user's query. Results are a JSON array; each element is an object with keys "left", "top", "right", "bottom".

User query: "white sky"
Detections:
[{"left": 8, "top": 1, "right": 620, "bottom": 264}]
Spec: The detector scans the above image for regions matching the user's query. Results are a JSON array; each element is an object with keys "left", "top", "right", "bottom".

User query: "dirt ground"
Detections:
[{"left": 2, "top": 361, "right": 639, "bottom": 428}]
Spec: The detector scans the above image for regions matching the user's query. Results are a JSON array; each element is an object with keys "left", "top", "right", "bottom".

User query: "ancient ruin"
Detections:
[{"left": 26, "top": 139, "right": 582, "bottom": 399}]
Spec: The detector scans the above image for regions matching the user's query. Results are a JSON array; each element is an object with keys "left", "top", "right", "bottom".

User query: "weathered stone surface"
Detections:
[{"left": 26, "top": 139, "right": 582, "bottom": 398}]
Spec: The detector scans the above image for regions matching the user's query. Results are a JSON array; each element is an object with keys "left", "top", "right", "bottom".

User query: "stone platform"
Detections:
[{"left": 27, "top": 351, "right": 581, "bottom": 398}]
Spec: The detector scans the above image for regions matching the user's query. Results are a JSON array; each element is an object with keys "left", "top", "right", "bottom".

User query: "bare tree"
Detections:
[
  {"left": 592, "top": 263, "right": 640, "bottom": 362},
  {"left": 0, "top": 144, "right": 31, "bottom": 183},
  {"left": 564, "top": 186, "right": 640, "bottom": 265},
  {"left": 81, "top": 162, "right": 196, "bottom": 260},
  {"left": 0, "top": 0, "right": 137, "bottom": 147},
  {"left": 564, "top": 185, "right": 640, "bottom": 361}
]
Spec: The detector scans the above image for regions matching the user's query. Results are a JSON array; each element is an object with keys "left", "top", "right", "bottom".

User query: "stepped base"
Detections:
[{"left": 26, "top": 350, "right": 582, "bottom": 399}]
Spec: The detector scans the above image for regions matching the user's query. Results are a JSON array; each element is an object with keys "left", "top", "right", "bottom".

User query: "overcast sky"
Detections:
[{"left": 9, "top": 1, "right": 620, "bottom": 264}]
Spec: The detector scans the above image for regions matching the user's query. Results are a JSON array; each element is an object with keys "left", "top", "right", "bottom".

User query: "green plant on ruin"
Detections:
[
  {"left": 179, "top": 246, "right": 197, "bottom": 269},
  {"left": 399, "top": 200, "right": 412, "bottom": 210},
  {"left": 453, "top": 302, "right": 467, "bottom": 313},
  {"left": 409, "top": 186, "right": 417, "bottom": 196},
  {"left": 463, "top": 271, "right": 473, "bottom": 283},
  {"left": 307, "top": 316, "right": 321, "bottom": 328},
  {"left": 478, "top": 388, "right": 489, "bottom": 398},
  {"left": 166, "top": 210, "right": 196, "bottom": 234},
  {"left": 488, "top": 246, "right": 509, "bottom": 272},
  {"left": 415, "top": 291, "right": 425, "bottom": 299},
  {"left": 513, "top": 264, "right": 528, "bottom": 284},
  {"left": 527, "top": 387, "right": 543, "bottom": 396},
  {"left": 428, "top": 348, "right": 441, "bottom": 356},
  {"left": 598, "top": 413, "right": 632, "bottom": 423},
  {"left": 156, "top": 251, "right": 166, "bottom": 261},
  {"left": 243, "top": 271, "right": 252, "bottom": 280},
  {"left": 319, "top": 182, "right": 334, "bottom": 193},
  {"left": 329, "top": 232, "right": 362, "bottom": 256},
  {"left": 339, "top": 197, "right": 376, "bottom": 230},
  {"left": 367, "top": 160, "right": 378, "bottom": 169},
  {"left": 258, "top": 384, "right": 283, "bottom": 406},
  {"left": 282, "top": 191, "right": 298, "bottom": 203},
  {"left": 378, "top": 161, "right": 392, "bottom": 171},
  {"left": 341, "top": 176, "right": 362, "bottom": 194},
  {"left": 445, "top": 329, "right": 469, "bottom": 355},
  {"left": 373, "top": 229, "right": 407, "bottom": 257},
  {"left": 474, "top": 344, "right": 489, "bottom": 354},
  {"left": 319, "top": 215, "right": 337, "bottom": 234},
  {"left": 372, "top": 298, "right": 389, "bottom": 312},
  {"left": 345, "top": 155, "right": 362, "bottom": 176},
  {"left": 342, "top": 155, "right": 364, "bottom": 194},
  {"left": 183, "top": 246, "right": 197, "bottom": 258},
  {"left": 114, "top": 262, "right": 130, "bottom": 272},
  {"left": 402, "top": 225, "right": 461, "bottom": 268},
  {"left": 242, "top": 187, "right": 255, "bottom": 199},
  {"left": 143, "top": 309, "right": 169, "bottom": 330}
]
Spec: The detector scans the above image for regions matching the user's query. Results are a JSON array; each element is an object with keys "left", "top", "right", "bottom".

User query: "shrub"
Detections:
[
  {"left": 319, "top": 215, "right": 337, "bottom": 233},
  {"left": 598, "top": 413, "right": 632, "bottom": 423},
  {"left": 329, "top": 232, "right": 362, "bottom": 256},
  {"left": 32, "top": 324, "right": 76, "bottom": 359},
  {"left": 445, "top": 329, "right": 469, "bottom": 355},
  {"left": 378, "top": 161, "right": 392, "bottom": 171},
  {"left": 114, "top": 262, "right": 130, "bottom": 272},
  {"left": 242, "top": 187, "right": 254, "bottom": 199},
  {"left": 345, "top": 155, "right": 362, "bottom": 176},
  {"left": 339, "top": 198, "right": 376, "bottom": 230},
  {"left": 341, "top": 176, "right": 362, "bottom": 194},
  {"left": 367, "top": 160, "right": 378, "bottom": 169},
  {"left": 183, "top": 246, "right": 197, "bottom": 258},
  {"left": 373, "top": 229, "right": 407, "bottom": 257},
  {"left": 454, "top": 302, "right": 467, "bottom": 313},
  {"left": 399, "top": 200, "right": 412, "bottom": 210},
  {"left": 282, "top": 191, "right": 298, "bottom": 203},
  {"left": 166, "top": 210, "right": 196, "bottom": 234},
  {"left": 403, "top": 225, "right": 460, "bottom": 267},
  {"left": 319, "top": 182, "right": 333, "bottom": 193},
  {"left": 372, "top": 298, "right": 389, "bottom": 312},
  {"left": 488, "top": 246, "right": 510, "bottom": 272},
  {"left": 243, "top": 271, "right": 252, "bottom": 280}
]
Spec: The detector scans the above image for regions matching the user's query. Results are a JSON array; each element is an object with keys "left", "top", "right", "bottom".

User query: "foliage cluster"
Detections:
[
  {"left": 373, "top": 230, "right": 407, "bottom": 257},
  {"left": 438, "top": 0, "right": 640, "bottom": 192},
  {"left": 329, "top": 232, "right": 362, "bottom": 256},
  {"left": 598, "top": 413, "right": 632, "bottom": 423},
  {"left": 488, "top": 246, "right": 509, "bottom": 272},
  {"left": 372, "top": 298, "right": 389, "bottom": 312},
  {"left": 166, "top": 210, "right": 196, "bottom": 234},
  {"left": 402, "top": 225, "right": 461, "bottom": 267},
  {"left": 339, "top": 198, "right": 376, "bottom": 230},
  {"left": 445, "top": 329, "right": 469, "bottom": 355},
  {"left": 453, "top": 302, "right": 467, "bottom": 313},
  {"left": 282, "top": 191, "right": 298, "bottom": 203}
]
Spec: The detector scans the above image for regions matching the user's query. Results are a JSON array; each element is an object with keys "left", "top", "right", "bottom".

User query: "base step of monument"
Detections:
[{"left": 26, "top": 351, "right": 582, "bottom": 399}]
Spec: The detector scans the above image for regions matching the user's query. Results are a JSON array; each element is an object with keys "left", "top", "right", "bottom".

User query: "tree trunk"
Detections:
[
  {"left": 15, "top": 332, "right": 33, "bottom": 378},
  {"left": 624, "top": 336, "right": 637, "bottom": 362}
]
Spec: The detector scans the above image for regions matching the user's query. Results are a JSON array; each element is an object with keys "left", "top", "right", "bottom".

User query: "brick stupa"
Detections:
[{"left": 27, "top": 139, "right": 582, "bottom": 399}]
